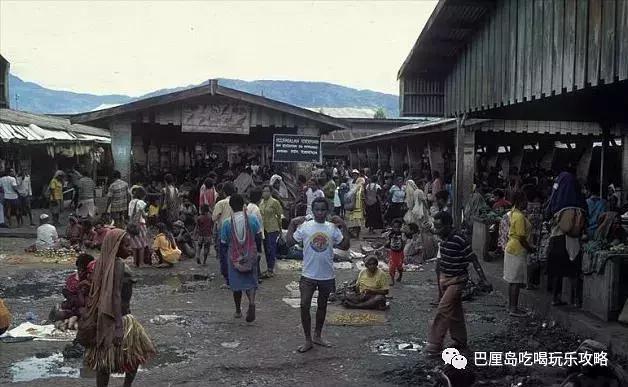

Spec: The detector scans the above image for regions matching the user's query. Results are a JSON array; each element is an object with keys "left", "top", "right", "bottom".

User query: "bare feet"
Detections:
[
  {"left": 298, "top": 341, "right": 314, "bottom": 353},
  {"left": 312, "top": 336, "right": 332, "bottom": 347}
]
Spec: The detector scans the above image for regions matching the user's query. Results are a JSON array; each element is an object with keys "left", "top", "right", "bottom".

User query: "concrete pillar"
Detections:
[{"left": 110, "top": 119, "right": 132, "bottom": 183}]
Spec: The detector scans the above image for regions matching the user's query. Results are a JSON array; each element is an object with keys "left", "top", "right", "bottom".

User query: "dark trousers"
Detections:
[
  {"left": 263, "top": 231, "right": 279, "bottom": 272},
  {"left": 427, "top": 275, "right": 468, "bottom": 349}
]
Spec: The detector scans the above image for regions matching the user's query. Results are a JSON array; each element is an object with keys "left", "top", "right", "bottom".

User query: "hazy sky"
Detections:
[{"left": 0, "top": 1, "right": 436, "bottom": 97}]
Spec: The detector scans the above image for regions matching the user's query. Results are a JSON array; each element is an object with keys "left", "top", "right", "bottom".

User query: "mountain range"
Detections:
[{"left": 7, "top": 74, "right": 399, "bottom": 117}]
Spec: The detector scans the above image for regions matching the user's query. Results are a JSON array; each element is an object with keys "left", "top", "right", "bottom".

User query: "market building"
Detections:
[
  {"left": 70, "top": 79, "right": 349, "bottom": 182},
  {"left": 358, "top": 0, "right": 628, "bottom": 328},
  {"left": 321, "top": 117, "right": 428, "bottom": 163},
  {"left": 0, "top": 55, "right": 111, "bottom": 204},
  {"left": 397, "top": 0, "right": 628, "bottom": 220}
]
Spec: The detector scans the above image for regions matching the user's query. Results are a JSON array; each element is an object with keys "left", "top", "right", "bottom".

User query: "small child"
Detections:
[
  {"left": 194, "top": 204, "right": 213, "bottom": 265},
  {"left": 385, "top": 218, "right": 405, "bottom": 285},
  {"left": 403, "top": 223, "right": 422, "bottom": 264},
  {"left": 147, "top": 197, "right": 160, "bottom": 227}
]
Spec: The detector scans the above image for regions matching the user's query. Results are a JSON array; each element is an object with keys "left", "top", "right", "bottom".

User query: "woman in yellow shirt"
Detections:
[
  {"left": 343, "top": 256, "right": 389, "bottom": 310},
  {"left": 152, "top": 222, "right": 181, "bottom": 267},
  {"left": 48, "top": 171, "right": 65, "bottom": 225},
  {"left": 503, "top": 192, "right": 535, "bottom": 317}
]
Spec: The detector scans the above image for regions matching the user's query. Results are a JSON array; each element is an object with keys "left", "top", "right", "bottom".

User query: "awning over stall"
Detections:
[{"left": 0, "top": 108, "right": 110, "bottom": 144}]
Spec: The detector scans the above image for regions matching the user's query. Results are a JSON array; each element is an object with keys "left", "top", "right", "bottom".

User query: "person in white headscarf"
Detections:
[
  {"left": 403, "top": 180, "right": 428, "bottom": 225},
  {"left": 269, "top": 174, "right": 289, "bottom": 199}
]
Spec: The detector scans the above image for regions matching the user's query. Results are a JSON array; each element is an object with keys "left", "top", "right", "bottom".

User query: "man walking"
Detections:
[
  {"left": 106, "top": 170, "right": 129, "bottom": 226},
  {"left": 16, "top": 169, "right": 34, "bottom": 226},
  {"left": 75, "top": 168, "right": 96, "bottom": 219},
  {"left": 425, "top": 211, "right": 491, "bottom": 355},
  {"left": 286, "top": 197, "right": 350, "bottom": 353}
]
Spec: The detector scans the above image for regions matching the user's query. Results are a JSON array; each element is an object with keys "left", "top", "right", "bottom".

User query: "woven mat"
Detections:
[{"left": 326, "top": 305, "right": 387, "bottom": 326}]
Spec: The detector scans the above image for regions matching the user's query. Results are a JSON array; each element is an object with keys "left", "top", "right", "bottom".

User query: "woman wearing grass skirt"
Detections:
[{"left": 79, "top": 228, "right": 156, "bottom": 387}]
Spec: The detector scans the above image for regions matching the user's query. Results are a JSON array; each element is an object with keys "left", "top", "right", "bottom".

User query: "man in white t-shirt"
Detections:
[
  {"left": 286, "top": 197, "right": 350, "bottom": 353},
  {"left": 0, "top": 169, "right": 19, "bottom": 227}
]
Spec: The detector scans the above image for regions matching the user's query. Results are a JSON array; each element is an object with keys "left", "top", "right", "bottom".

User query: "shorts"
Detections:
[
  {"left": 49, "top": 200, "right": 61, "bottom": 215},
  {"left": 20, "top": 196, "right": 31, "bottom": 208},
  {"left": 299, "top": 276, "right": 336, "bottom": 299},
  {"left": 4, "top": 198, "right": 19, "bottom": 208},
  {"left": 389, "top": 250, "right": 404, "bottom": 269}
]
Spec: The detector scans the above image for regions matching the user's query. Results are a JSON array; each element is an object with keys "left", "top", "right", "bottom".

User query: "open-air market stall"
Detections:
[
  {"left": 394, "top": 0, "right": 628, "bottom": 322},
  {"left": 0, "top": 108, "right": 111, "bottom": 206},
  {"left": 69, "top": 79, "right": 349, "bottom": 183}
]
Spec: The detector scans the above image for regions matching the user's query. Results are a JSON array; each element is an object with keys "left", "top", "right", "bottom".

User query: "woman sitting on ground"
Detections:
[
  {"left": 152, "top": 222, "right": 181, "bottom": 267},
  {"left": 50, "top": 253, "right": 95, "bottom": 326},
  {"left": 66, "top": 216, "right": 84, "bottom": 247},
  {"left": 343, "top": 256, "right": 389, "bottom": 310}
]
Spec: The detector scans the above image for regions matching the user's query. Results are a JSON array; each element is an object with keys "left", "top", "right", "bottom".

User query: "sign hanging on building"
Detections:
[
  {"left": 181, "top": 103, "right": 250, "bottom": 134},
  {"left": 272, "top": 134, "right": 322, "bottom": 163}
]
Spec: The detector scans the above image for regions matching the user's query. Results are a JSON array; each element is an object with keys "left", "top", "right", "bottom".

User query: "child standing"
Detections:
[
  {"left": 147, "top": 197, "right": 160, "bottom": 227},
  {"left": 386, "top": 218, "right": 405, "bottom": 285},
  {"left": 195, "top": 204, "right": 213, "bottom": 265}
]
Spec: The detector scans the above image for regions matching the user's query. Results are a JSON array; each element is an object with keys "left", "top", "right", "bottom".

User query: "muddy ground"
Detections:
[{"left": 0, "top": 237, "right": 614, "bottom": 386}]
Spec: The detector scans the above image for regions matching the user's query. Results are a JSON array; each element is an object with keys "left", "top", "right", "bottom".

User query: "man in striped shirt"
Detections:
[{"left": 425, "top": 211, "right": 490, "bottom": 355}]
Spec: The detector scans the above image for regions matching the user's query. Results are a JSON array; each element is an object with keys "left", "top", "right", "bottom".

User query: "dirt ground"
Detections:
[{"left": 0, "top": 237, "right": 618, "bottom": 386}]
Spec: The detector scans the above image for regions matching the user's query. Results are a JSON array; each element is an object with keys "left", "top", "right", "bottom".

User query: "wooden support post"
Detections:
[
  {"left": 600, "top": 126, "right": 610, "bottom": 197},
  {"left": 453, "top": 115, "right": 474, "bottom": 228},
  {"left": 576, "top": 139, "right": 593, "bottom": 182},
  {"left": 376, "top": 145, "right": 381, "bottom": 169},
  {"left": 623, "top": 131, "right": 628, "bottom": 204},
  {"left": 427, "top": 140, "right": 445, "bottom": 179},
  {"left": 109, "top": 119, "right": 133, "bottom": 183}
]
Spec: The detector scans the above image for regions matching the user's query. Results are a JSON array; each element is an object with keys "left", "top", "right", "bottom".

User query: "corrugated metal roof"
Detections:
[
  {"left": 398, "top": 0, "right": 495, "bottom": 79},
  {"left": 0, "top": 108, "right": 110, "bottom": 137},
  {"left": 0, "top": 122, "right": 110, "bottom": 144},
  {"left": 341, "top": 118, "right": 461, "bottom": 146}
]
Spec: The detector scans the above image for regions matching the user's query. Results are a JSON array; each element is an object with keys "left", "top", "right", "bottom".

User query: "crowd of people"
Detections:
[{"left": 2, "top": 158, "right": 627, "bottom": 386}]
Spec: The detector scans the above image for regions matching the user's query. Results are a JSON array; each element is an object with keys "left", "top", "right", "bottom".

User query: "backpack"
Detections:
[
  {"left": 557, "top": 207, "right": 585, "bottom": 238},
  {"left": 228, "top": 211, "right": 257, "bottom": 273},
  {"left": 344, "top": 188, "right": 357, "bottom": 211}
]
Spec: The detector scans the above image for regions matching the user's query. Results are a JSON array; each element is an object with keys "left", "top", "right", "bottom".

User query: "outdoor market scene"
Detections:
[{"left": 1, "top": 1, "right": 628, "bottom": 386}]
